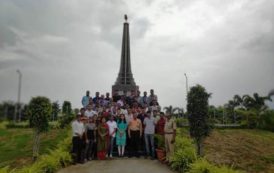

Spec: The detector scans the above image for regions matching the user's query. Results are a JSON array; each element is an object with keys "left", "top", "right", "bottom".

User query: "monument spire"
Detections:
[{"left": 112, "top": 15, "right": 139, "bottom": 96}]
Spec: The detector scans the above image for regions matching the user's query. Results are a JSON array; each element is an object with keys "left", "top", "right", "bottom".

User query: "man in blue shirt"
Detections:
[
  {"left": 93, "top": 91, "right": 100, "bottom": 104},
  {"left": 82, "top": 91, "right": 90, "bottom": 109}
]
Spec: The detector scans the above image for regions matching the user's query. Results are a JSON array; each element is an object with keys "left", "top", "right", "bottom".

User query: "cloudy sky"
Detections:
[{"left": 0, "top": 0, "right": 273, "bottom": 109}]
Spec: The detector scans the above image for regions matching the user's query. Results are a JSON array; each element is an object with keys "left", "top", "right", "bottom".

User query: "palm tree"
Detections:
[
  {"left": 269, "top": 89, "right": 274, "bottom": 97},
  {"left": 242, "top": 93, "right": 272, "bottom": 111},
  {"left": 164, "top": 105, "right": 174, "bottom": 114},
  {"left": 241, "top": 93, "right": 273, "bottom": 127},
  {"left": 173, "top": 107, "right": 184, "bottom": 117},
  {"left": 233, "top": 95, "right": 243, "bottom": 108}
]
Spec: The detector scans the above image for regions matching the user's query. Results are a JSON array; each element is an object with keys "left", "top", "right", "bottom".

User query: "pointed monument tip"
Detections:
[{"left": 124, "top": 14, "right": 128, "bottom": 22}]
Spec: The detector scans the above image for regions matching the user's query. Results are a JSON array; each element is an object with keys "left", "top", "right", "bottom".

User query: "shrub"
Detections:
[
  {"left": 155, "top": 134, "right": 165, "bottom": 149},
  {"left": 175, "top": 118, "right": 189, "bottom": 127},
  {"left": 62, "top": 101, "right": 72, "bottom": 116},
  {"left": 258, "top": 110, "right": 274, "bottom": 132},
  {"left": 188, "top": 159, "right": 242, "bottom": 173},
  {"left": 58, "top": 115, "right": 74, "bottom": 129},
  {"left": 6, "top": 121, "right": 30, "bottom": 129},
  {"left": 0, "top": 167, "right": 9, "bottom": 173},
  {"left": 14, "top": 129, "right": 72, "bottom": 173},
  {"left": 170, "top": 135, "right": 197, "bottom": 172},
  {"left": 34, "top": 154, "right": 61, "bottom": 173},
  {"left": 187, "top": 84, "right": 212, "bottom": 156},
  {"left": 236, "top": 109, "right": 258, "bottom": 128},
  {"left": 28, "top": 96, "right": 52, "bottom": 160}
]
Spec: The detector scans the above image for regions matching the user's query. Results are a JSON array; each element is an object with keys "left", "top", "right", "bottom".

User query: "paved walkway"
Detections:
[{"left": 58, "top": 158, "right": 176, "bottom": 173}]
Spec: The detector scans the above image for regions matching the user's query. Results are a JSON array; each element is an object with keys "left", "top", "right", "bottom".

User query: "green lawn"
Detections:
[{"left": 0, "top": 123, "right": 68, "bottom": 169}]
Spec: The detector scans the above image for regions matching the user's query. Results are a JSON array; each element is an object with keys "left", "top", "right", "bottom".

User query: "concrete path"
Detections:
[{"left": 58, "top": 158, "right": 176, "bottom": 173}]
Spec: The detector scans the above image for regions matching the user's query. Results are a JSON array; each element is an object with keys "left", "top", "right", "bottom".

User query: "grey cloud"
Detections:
[{"left": 0, "top": 0, "right": 273, "bottom": 109}]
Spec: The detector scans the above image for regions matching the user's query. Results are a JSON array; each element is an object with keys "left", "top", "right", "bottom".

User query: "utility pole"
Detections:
[{"left": 14, "top": 69, "right": 22, "bottom": 122}]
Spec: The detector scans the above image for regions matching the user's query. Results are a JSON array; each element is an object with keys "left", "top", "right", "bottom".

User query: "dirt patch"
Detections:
[{"left": 204, "top": 129, "right": 274, "bottom": 173}]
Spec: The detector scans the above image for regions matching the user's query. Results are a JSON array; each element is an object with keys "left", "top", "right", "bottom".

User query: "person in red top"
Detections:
[
  {"left": 97, "top": 117, "right": 109, "bottom": 160},
  {"left": 156, "top": 112, "right": 166, "bottom": 135}
]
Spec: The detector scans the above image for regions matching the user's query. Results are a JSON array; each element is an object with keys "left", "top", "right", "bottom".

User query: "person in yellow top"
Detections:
[
  {"left": 128, "top": 112, "right": 143, "bottom": 157},
  {"left": 164, "top": 113, "right": 176, "bottom": 162}
]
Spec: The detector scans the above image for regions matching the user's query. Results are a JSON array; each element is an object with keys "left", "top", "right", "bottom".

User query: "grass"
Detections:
[
  {"left": 203, "top": 129, "right": 274, "bottom": 173},
  {"left": 0, "top": 122, "right": 67, "bottom": 169}
]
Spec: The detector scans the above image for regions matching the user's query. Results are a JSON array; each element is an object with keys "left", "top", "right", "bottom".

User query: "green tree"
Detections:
[
  {"left": 28, "top": 96, "right": 52, "bottom": 160},
  {"left": 62, "top": 101, "right": 72, "bottom": 116},
  {"left": 1, "top": 101, "right": 15, "bottom": 120},
  {"left": 52, "top": 101, "right": 60, "bottom": 121},
  {"left": 187, "top": 84, "right": 211, "bottom": 156}
]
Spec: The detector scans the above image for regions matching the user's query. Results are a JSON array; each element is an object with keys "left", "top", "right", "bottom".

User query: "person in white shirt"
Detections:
[
  {"left": 85, "top": 105, "right": 97, "bottom": 118},
  {"left": 71, "top": 114, "right": 85, "bottom": 163},
  {"left": 106, "top": 116, "right": 117, "bottom": 158},
  {"left": 125, "top": 109, "right": 133, "bottom": 124}
]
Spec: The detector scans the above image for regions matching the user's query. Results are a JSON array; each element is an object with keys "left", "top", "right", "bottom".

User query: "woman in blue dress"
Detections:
[{"left": 116, "top": 114, "right": 128, "bottom": 157}]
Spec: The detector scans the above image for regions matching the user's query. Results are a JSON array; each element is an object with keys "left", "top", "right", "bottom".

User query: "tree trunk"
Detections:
[
  {"left": 32, "top": 129, "right": 40, "bottom": 161},
  {"left": 196, "top": 139, "right": 204, "bottom": 156}
]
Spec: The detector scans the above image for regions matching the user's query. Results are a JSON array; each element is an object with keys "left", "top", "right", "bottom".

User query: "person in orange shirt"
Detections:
[{"left": 128, "top": 112, "right": 142, "bottom": 157}]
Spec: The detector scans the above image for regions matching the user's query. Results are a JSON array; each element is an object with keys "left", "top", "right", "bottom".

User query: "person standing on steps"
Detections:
[
  {"left": 116, "top": 114, "right": 128, "bottom": 157},
  {"left": 82, "top": 90, "right": 90, "bottom": 109},
  {"left": 141, "top": 91, "right": 149, "bottom": 108},
  {"left": 107, "top": 115, "right": 117, "bottom": 158},
  {"left": 128, "top": 112, "right": 142, "bottom": 157},
  {"left": 71, "top": 114, "right": 85, "bottom": 164},
  {"left": 164, "top": 113, "right": 176, "bottom": 163},
  {"left": 143, "top": 112, "right": 156, "bottom": 159},
  {"left": 93, "top": 91, "right": 100, "bottom": 104},
  {"left": 148, "top": 89, "right": 158, "bottom": 105},
  {"left": 85, "top": 104, "right": 97, "bottom": 118}
]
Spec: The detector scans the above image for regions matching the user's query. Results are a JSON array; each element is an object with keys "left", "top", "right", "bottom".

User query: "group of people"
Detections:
[{"left": 71, "top": 89, "right": 176, "bottom": 164}]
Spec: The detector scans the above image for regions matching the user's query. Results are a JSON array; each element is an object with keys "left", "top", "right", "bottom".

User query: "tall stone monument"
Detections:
[{"left": 112, "top": 15, "right": 139, "bottom": 96}]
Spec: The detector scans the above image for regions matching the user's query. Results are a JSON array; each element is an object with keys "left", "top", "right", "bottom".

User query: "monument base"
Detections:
[{"left": 112, "top": 84, "right": 139, "bottom": 97}]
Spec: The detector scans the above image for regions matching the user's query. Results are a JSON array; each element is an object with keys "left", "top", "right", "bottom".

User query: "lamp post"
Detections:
[
  {"left": 14, "top": 69, "right": 22, "bottom": 122},
  {"left": 184, "top": 73, "right": 189, "bottom": 112},
  {"left": 184, "top": 73, "right": 189, "bottom": 94}
]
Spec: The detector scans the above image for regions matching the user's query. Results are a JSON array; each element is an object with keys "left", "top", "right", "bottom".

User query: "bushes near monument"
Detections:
[
  {"left": 169, "top": 128, "right": 240, "bottom": 173},
  {"left": 170, "top": 134, "right": 197, "bottom": 172}
]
